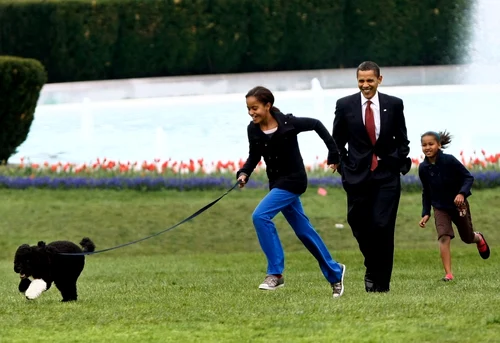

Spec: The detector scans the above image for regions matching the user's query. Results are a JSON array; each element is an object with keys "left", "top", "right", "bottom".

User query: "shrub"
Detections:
[
  {"left": 0, "top": 0, "right": 472, "bottom": 83},
  {"left": 341, "top": 0, "right": 473, "bottom": 67},
  {"left": 0, "top": 56, "right": 47, "bottom": 163}
]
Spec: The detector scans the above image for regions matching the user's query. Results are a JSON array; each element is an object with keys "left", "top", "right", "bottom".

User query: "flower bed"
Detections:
[
  {"left": 1, "top": 151, "right": 498, "bottom": 191},
  {"left": 1, "top": 172, "right": 498, "bottom": 191}
]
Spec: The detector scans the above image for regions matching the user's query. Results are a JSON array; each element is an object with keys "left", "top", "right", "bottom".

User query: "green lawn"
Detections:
[{"left": 1, "top": 188, "right": 499, "bottom": 342}]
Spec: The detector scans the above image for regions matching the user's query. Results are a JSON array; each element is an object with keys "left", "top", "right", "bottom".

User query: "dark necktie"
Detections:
[{"left": 365, "top": 100, "right": 378, "bottom": 171}]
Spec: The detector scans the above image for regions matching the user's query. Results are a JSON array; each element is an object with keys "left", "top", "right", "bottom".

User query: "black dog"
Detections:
[{"left": 14, "top": 237, "right": 95, "bottom": 302}]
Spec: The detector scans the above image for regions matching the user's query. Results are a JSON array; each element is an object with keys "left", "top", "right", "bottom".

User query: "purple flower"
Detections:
[{"left": 0, "top": 171, "right": 498, "bottom": 191}]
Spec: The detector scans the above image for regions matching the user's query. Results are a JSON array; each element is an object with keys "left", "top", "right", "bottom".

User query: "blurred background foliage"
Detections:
[{"left": 0, "top": 0, "right": 473, "bottom": 83}]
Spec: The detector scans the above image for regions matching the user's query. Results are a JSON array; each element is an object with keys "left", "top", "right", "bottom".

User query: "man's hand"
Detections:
[
  {"left": 419, "top": 215, "right": 430, "bottom": 228},
  {"left": 328, "top": 164, "right": 339, "bottom": 173}
]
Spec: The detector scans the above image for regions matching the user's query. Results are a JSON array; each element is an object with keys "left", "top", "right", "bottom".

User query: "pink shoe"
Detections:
[
  {"left": 441, "top": 274, "right": 454, "bottom": 282},
  {"left": 476, "top": 232, "right": 490, "bottom": 259}
]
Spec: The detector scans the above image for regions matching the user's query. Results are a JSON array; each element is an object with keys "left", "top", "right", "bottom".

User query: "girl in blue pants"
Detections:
[{"left": 236, "top": 86, "right": 346, "bottom": 299}]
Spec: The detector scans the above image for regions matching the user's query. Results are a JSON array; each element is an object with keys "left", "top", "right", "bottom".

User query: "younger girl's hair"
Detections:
[
  {"left": 421, "top": 130, "right": 452, "bottom": 149},
  {"left": 245, "top": 86, "right": 280, "bottom": 112}
]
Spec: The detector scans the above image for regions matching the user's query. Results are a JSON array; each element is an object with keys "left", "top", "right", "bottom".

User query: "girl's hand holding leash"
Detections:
[
  {"left": 237, "top": 174, "right": 248, "bottom": 188},
  {"left": 419, "top": 215, "right": 430, "bottom": 228},
  {"left": 329, "top": 164, "right": 338, "bottom": 173}
]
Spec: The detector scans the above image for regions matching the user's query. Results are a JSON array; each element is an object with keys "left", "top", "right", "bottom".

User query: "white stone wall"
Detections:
[{"left": 37, "top": 64, "right": 487, "bottom": 105}]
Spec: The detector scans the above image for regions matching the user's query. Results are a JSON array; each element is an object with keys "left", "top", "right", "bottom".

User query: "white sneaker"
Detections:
[
  {"left": 258, "top": 275, "right": 284, "bottom": 290},
  {"left": 331, "top": 264, "right": 346, "bottom": 298}
]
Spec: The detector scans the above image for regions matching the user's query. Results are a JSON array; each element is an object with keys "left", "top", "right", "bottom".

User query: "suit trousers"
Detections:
[
  {"left": 344, "top": 173, "right": 401, "bottom": 290},
  {"left": 252, "top": 188, "right": 343, "bottom": 283}
]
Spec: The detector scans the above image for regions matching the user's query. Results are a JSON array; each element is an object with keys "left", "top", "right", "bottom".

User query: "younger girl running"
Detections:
[
  {"left": 418, "top": 130, "right": 490, "bottom": 281},
  {"left": 236, "top": 86, "right": 346, "bottom": 298}
]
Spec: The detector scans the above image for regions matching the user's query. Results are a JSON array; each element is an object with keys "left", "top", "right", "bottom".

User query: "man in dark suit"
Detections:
[{"left": 331, "top": 61, "right": 411, "bottom": 292}]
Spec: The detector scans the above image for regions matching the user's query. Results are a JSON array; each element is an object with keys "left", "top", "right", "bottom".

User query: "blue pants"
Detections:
[{"left": 252, "top": 188, "right": 343, "bottom": 283}]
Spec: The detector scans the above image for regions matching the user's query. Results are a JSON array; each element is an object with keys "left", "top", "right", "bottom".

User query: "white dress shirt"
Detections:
[{"left": 361, "top": 91, "right": 380, "bottom": 140}]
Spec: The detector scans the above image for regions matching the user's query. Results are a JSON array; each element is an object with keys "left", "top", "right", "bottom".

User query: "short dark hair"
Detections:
[
  {"left": 245, "top": 86, "right": 280, "bottom": 112},
  {"left": 356, "top": 61, "right": 381, "bottom": 78}
]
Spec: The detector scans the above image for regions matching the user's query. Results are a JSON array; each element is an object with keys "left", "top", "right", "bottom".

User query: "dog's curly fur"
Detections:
[{"left": 14, "top": 237, "right": 95, "bottom": 302}]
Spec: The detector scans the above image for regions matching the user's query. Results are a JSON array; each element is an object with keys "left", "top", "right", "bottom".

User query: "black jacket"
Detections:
[
  {"left": 236, "top": 111, "right": 339, "bottom": 195},
  {"left": 332, "top": 92, "right": 411, "bottom": 185},
  {"left": 418, "top": 150, "right": 474, "bottom": 216}
]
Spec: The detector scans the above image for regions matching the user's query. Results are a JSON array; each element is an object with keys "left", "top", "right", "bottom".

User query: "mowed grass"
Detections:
[{"left": 0, "top": 187, "right": 499, "bottom": 342}]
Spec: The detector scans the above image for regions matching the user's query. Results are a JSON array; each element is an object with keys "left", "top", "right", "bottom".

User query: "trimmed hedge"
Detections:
[
  {"left": 0, "top": 0, "right": 473, "bottom": 83},
  {"left": 0, "top": 56, "right": 47, "bottom": 163},
  {"left": 342, "top": 0, "right": 474, "bottom": 66}
]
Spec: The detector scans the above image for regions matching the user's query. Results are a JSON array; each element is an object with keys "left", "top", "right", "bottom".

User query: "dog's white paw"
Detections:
[{"left": 25, "top": 279, "right": 47, "bottom": 300}]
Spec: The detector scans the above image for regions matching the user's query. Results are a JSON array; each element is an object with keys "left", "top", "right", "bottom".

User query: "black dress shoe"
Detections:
[
  {"left": 365, "top": 276, "right": 376, "bottom": 292},
  {"left": 375, "top": 283, "right": 390, "bottom": 293}
]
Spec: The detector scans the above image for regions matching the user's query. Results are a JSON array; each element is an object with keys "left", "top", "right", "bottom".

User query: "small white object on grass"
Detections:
[
  {"left": 335, "top": 223, "right": 344, "bottom": 229},
  {"left": 317, "top": 188, "right": 327, "bottom": 196},
  {"left": 25, "top": 279, "right": 47, "bottom": 300}
]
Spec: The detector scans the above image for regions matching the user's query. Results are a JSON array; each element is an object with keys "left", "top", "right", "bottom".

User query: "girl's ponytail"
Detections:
[{"left": 438, "top": 130, "right": 452, "bottom": 149}]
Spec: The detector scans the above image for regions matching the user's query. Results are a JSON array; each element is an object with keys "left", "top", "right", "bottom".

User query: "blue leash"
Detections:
[{"left": 60, "top": 181, "right": 240, "bottom": 256}]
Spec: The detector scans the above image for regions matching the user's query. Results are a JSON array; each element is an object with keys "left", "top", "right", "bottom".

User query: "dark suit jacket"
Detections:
[
  {"left": 332, "top": 92, "right": 411, "bottom": 186},
  {"left": 237, "top": 110, "right": 339, "bottom": 195},
  {"left": 418, "top": 150, "right": 474, "bottom": 216}
]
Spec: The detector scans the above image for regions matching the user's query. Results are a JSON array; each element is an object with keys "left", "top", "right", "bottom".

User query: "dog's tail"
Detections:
[{"left": 80, "top": 237, "right": 96, "bottom": 253}]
